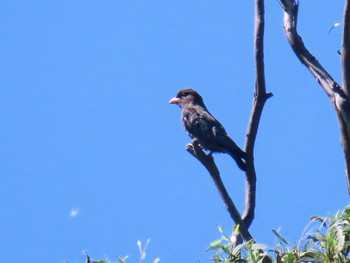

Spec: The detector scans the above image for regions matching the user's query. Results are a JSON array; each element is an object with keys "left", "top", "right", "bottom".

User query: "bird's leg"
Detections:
[
  {"left": 186, "top": 139, "right": 214, "bottom": 162},
  {"left": 186, "top": 139, "right": 203, "bottom": 151},
  {"left": 188, "top": 139, "right": 214, "bottom": 159},
  {"left": 186, "top": 139, "right": 197, "bottom": 150},
  {"left": 191, "top": 138, "right": 204, "bottom": 149}
]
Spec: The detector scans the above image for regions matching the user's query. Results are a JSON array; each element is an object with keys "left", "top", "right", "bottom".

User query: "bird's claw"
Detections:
[
  {"left": 187, "top": 141, "right": 204, "bottom": 151},
  {"left": 191, "top": 139, "right": 204, "bottom": 149},
  {"left": 186, "top": 143, "right": 194, "bottom": 150}
]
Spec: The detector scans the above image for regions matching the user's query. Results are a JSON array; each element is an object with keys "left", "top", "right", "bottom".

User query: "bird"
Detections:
[{"left": 169, "top": 88, "right": 247, "bottom": 171}]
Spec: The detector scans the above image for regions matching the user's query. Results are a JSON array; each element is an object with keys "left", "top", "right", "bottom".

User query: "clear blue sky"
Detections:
[{"left": 0, "top": 1, "right": 348, "bottom": 262}]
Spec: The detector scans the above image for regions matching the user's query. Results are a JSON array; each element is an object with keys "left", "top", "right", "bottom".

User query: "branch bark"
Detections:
[
  {"left": 342, "top": 0, "right": 350, "bottom": 193},
  {"left": 186, "top": 141, "right": 253, "bottom": 241},
  {"left": 185, "top": 0, "right": 272, "bottom": 249},
  {"left": 280, "top": 0, "right": 350, "bottom": 195},
  {"left": 238, "top": 0, "right": 273, "bottom": 241},
  {"left": 343, "top": 0, "right": 350, "bottom": 97}
]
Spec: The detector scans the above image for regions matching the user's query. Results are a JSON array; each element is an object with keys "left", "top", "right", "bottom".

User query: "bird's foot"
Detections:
[
  {"left": 186, "top": 142, "right": 203, "bottom": 150},
  {"left": 186, "top": 143, "right": 194, "bottom": 150},
  {"left": 186, "top": 141, "right": 204, "bottom": 153},
  {"left": 191, "top": 139, "right": 204, "bottom": 149}
]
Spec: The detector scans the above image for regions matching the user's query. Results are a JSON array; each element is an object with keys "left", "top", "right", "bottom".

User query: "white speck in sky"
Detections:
[{"left": 70, "top": 209, "right": 79, "bottom": 218}]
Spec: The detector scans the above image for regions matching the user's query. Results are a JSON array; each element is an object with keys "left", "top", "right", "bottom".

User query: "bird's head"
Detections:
[{"left": 169, "top": 88, "right": 205, "bottom": 108}]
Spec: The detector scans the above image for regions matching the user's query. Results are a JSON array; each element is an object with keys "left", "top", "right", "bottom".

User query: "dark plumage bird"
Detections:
[{"left": 169, "top": 88, "right": 247, "bottom": 171}]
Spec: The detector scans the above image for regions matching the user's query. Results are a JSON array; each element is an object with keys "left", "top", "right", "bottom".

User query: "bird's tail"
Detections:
[
  {"left": 229, "top": 145, "right": 247, "bottom": 172},
  {"left": 231, "top": 154, "right": 247, "bottom": 171}
]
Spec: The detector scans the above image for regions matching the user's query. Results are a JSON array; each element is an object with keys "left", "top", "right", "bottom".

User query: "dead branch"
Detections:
[
  {"left": 342, "top": 0, "right": 350, "bottom": 97},
  {"left": 186, "top": 141, "right": 253, "bottom": 241},
  {"left": 280, "top": 0, "right": 350, "bottom": 195},
  {"left": 238, "top": 0, "right": 273, "bottom": 242},
  {"left": 184, "top": 0, "right": 272, "bottom": 248}
]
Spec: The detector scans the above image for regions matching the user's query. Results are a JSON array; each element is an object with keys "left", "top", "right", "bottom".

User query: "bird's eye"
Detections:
[{"left": 181, "top": 92, "right": 187, "bottom": 97}]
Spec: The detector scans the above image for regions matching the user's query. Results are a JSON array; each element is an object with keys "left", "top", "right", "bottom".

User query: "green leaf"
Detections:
[
  {"left": 208, "top": 239, "right": 223, "bottom": 250},
  {"left": 231, "top": 243, "right": 247, "bottom": 256},
  {"left": 118, "top": 256, "right": 129, "bottom": 263},
  {"left": 251, "top": 243, "right": 267, "bottom": 251},
  {"left": 329, "top": 20, "right": 344, "bottom": 34},
  {"left": 272, "top": 229, "right": 289, "bottom": 245},
  {"left": 218, "top": 225, "right": 224, "bottom": 234},
  {"left": 234, "top": 224, "right": 240, "bottom": 234},
  {"left": 310, "top": 216, "right": 326, "bottom": 222},
  {"left": 343, "top": 205, "right": 350, "bottom": 217},
  {"left": 313, "top": 231, "right": 326, "bottom": 242}
]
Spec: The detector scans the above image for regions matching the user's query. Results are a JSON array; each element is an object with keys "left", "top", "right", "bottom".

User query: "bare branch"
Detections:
[
  {"left": 341, "top": 0, "right": 350, "bottom": 195},
  {"left": 241, "top": 0, "right": 273, "bottom": 239},
  {"left": 184, "top": 0, "right": 272, "bottom": 248},
  {"left": 183, "top": 0, "right": 272, "bottom": 242},
  {"left": 343, "top": 0, "right": 350, "bottom": 97},
  {"left": 280, "top": 0, "right": 339, "bottom": 98},
  {"left": 186, "top": 141, "right": 253, "bottom": 241},
  {"left": 280, "top": 0, "right": 350, "bottom": 195}
]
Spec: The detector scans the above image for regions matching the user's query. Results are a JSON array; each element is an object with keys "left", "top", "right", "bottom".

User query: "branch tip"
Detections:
[{"left": 279, "top": 0, "right": 298, "bottom": 13}]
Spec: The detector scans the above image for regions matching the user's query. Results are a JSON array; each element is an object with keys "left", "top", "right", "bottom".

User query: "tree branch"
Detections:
[
  {"left": 239, "top": 0, "right": 273, "bottom": 241},
  {"left": 184, "top": 0, "right": 272, "bottom": 250},
  {"left": 280, "top": 0, "right": 339, "bottom": 98},
  {"left": 342, "top": 0, "right": 350, "bottom": 97},
  {"left": 280, "top": 0, "right": 350, "bottom": 195},
  {"left": 186, "top": 141, "right": 253, "bottom": 241}
]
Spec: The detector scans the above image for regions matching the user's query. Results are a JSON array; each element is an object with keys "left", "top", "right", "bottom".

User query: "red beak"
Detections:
[{"left": 169, "top": 97, "right": 180, "bottom": 104}]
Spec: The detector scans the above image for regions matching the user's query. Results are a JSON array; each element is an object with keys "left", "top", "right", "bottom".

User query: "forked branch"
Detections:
[
  {"left": 239, "top": 0, "right": 273, "bottom": 241},
  {"left": 186, "top": 141, "right": 253, "bottom": 241},
  {"left": 185, "top": 0, "right": 272, "bottom": 247}
]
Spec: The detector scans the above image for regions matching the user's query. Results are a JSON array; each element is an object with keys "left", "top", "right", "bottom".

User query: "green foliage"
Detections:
[
  {"left": 300, "top": 205, "right": 350, "bottom": 263},
  {"left": 76, "top": 240, "right": 159, "bottom": 263},
  {"left": 206, "top": 225, "right": 270, "bottom": 263},
  {"left": 207, "top": 205, "right": 350, "bottom": 263},
  {"left": 68, "top": 206, "right": 350, "bottom": 263}
]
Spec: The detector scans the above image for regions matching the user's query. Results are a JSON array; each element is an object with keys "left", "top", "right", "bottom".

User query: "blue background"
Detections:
[{"left": 0, "top": 1, "right": 348, "bottom": 262}]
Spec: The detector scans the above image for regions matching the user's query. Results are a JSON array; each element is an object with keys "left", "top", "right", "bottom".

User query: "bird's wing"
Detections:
[
  {"left": 183, "top": 105, "right": 228, "bottom": 145},
  {"left": 199, "top": 109, "right": 228, "bottom": 137},
  {"left": 196, "top": 109, "right": 240, "bottom": 153}
]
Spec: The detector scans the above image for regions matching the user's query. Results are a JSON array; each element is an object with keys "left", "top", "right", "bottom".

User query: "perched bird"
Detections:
[{"left": 169, "top": 88, "right": 247, "bottom": 171}]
